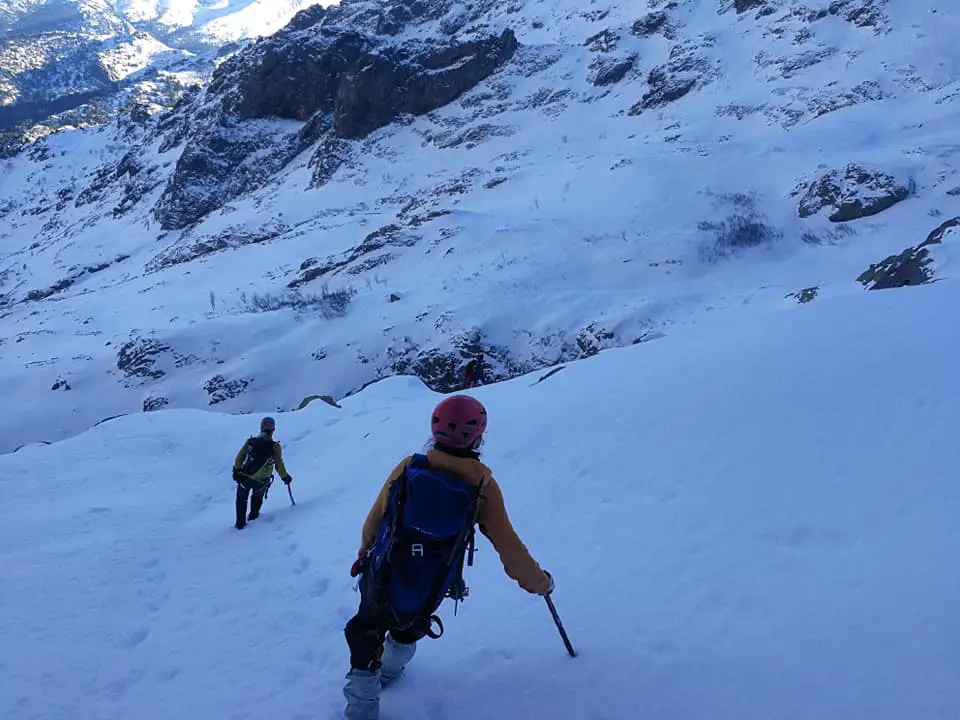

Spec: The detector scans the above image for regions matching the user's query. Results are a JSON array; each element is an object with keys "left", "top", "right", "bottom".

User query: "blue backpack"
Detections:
[{"left": 363, "top": 454, "right": 485, "bottom": 637}]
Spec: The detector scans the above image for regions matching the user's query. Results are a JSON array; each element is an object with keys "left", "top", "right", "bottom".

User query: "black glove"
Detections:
[
  {"left": 350, "top": 556, "right": 368, "bottom": 577},
  {"left": 232, "top": 468, "right": 242, "bottom": 482},
  {"left": 351, "top": 548, "right": 373, "bottom": 577},
  {"left": 282, "top": 475, "right": 292, "bottom": 485},
  {"left": 540, "top": 570, "right": 555, "bottom": 596}
]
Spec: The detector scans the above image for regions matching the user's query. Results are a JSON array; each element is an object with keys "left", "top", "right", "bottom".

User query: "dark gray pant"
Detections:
[
  {"left": 235, "top": 477, "right": 269, "bottom": 527},
  {"left": 344, "top": 611, "right": 427, "bottom": 672}
]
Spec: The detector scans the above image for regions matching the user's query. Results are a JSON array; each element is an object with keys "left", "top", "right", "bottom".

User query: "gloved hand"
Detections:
[
  {"left": 351, "top": 549, "right": 372, "bottom": 577},
  {"left": 282, "top": 475, "right": 293, "bottom": 485},
  {"left": 350, "top": 556, "right": 367, "bottom": 578},
  {"left": 540, "top": 571, "right": 555, "bottom": 596},
  {"left": 232, "top": 468, "right": 242, "bottom": 483}
]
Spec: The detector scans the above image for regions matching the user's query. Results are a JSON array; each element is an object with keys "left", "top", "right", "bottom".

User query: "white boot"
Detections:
[
  {"left": 343, "top": 669, "right": 381, "bottom": 720},
  {"left": 380, "top": 635, "right": 417, "bottom": 689}
]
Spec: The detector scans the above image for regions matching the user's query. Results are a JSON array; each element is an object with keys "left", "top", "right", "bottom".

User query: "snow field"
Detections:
[{"left": 2, "top": 277, "right": 959, "bottom": 719}]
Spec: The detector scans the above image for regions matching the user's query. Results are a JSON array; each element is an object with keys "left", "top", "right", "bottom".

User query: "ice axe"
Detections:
[
  {"left": 545, "top": 594, "right": 577, "bottom": 657},
  {"left": 286, "top": 483, "right": 296, "bottom": 506}
]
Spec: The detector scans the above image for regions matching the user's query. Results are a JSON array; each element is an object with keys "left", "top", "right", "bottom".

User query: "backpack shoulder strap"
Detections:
[{"left": 408, "top": 453, "right": 430, "bottom": 470}]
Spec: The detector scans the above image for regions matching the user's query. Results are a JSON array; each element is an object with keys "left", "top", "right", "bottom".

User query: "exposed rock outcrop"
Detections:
[
  {"left": 797, "top": 164, "right": 912, "bottom": 222},
  {"left": 857, "top": 217, "right": 958, "bottom": 290},
  {"left": 153, "top": 25, "right": 517, "bottom": 229}
]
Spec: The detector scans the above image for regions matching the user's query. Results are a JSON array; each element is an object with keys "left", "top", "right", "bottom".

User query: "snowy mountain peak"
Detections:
[
  {"left": 1, "top": 0, "right": 131, "bottom": 38},
  {"left": 110, "top": 0, "right": 335, "bottom": 46},
  {"left": 0, "top": 0, "right": 334, "bottom": 145}
]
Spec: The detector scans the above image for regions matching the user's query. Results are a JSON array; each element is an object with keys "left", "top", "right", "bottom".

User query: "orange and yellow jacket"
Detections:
[{"left": 358, "top": 449, "right": 551, "bottom": 595}]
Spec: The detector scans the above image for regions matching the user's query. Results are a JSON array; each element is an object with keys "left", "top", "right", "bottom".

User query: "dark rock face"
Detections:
[
  {"left": 858, "top": 248, "right": 933, "bottom": 289},
  {"left": 108, "top": 149, "right": 165, "bottom": 218},
  {"left": 333, "top": 54, "right": 404, "bottom": 139},
  {"left": 24, "top": 276, "right": 77, "bottom": 302},
  {"left": 787, "top": 286, "right": 820, "bottom": 304},
  {"left": 825, "top": 0, "right": 886, "bottom": 30},
  {"left": 925, "top": 216, "right": 959, "bottom": 246},
  {"left": 735, "top": 0, "right": 767, "bottom": 13},
  {"left": 319, "top": 0, "right": 460, "bottom": 37},
  {"left": 286, "top": 4, "right": 327, "bottom": 32},
  {"left": 308, "top": 135, "right": 354, "bottom": 188},
  {"left": 376, "top": 2, "right": 416, "bottom": 35},
  {"left": 145, "top": 221, "right": 290, "bottom": 272},
  {"left": 152, "top": 27, "right": 374, "bottom": 229},
  {"left": 632, "top": 11, "right": 673, "bottom": 39},
  {"left": 371, "top": 318, "right": 650, "bottom": 396},
  {"left": 588, "top": 55, "right": 637, "bottom": 87},
  {"left": 857, "top": 217, "right": 958, "bottom": 290},
  {"left": 630, "top": 65, "right": 697, "bottom": 113},
  {"left": 296, "top": 394, "right": 341, "bottom": 410},
  {"left": 289, "top": 221, "right": 429, "bottom": 287},
  {"left": 142, "top": 395, "right": 169, "bottom": 412},
  {"left": 584, "top": 29, "right": 619, "bottom": 52},
  {"left": 334, "top": 30, "right": 519, "bottom": 139},
  {"left": 408, "top": 31, "right": 518, "bottom": 112},
  {"left": 203, "top": 374, "right": 250, "bottom": 405},
  {"left": 382, "top": 334, "right": 512, "bottom": 395},
  {"left": 797, "top": 164, "right": 912, "bottom": 222},
  {"left": 116, "top": 338, "right": 172, "bottom": 380},
  {"left": 153, "top": 122, "right": 306, "bottom": 230},
  {"left": 153, "top": 24, "right": 517, "bottom": 228},
  {"left": 397, "top": 347, "right": 473, "bottom": 393},
  {"left": 211, "top": 18, "right": 516, "bottom": 133},
  {"left": 213, "top": 29, "right": 373, "bottom": 121},
  {"left": 571, "top": 324, "right": 615, "bottom": 359},
  {"left": 116, "top": 336, "right": 197, "bottom": 385},
  {"left": 628, "top": 41, "right": 714, "bottom": 115}
]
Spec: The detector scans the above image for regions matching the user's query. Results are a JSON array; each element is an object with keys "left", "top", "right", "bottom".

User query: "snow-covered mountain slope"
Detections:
[
  {"left": 111, "top": 0, "right": 334, "bottom": 48},
  {"left": 1, "top": 0, "right": 959, "bottom": 454},
  {"left": 0, "top": 0, "right": 153, "bottom": 105},
  {"left": 2, "top": 276, "right": 959, "bottom": 719},
  {"left": 0, "top": 0, "right": 328, "bottom": 142}
]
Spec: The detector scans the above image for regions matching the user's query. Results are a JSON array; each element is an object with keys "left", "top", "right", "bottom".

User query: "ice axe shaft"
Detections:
[
  {"left": 287, "top": 484, "right": 296, "bottom": 506},
  {"left": 545, "top": 594, "right": 577, "bottom": 657}
]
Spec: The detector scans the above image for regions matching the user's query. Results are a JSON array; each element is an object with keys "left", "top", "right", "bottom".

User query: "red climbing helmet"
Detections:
[{"left": 431, "top": 395, "right": 487, "bottom": 449}]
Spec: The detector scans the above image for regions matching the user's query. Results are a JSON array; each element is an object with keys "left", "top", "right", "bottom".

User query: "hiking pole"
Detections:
[
  {"left": 286, "top": 483, "right": 296, "bottom": 506},
  {"left": 545, "top": 594, "right": 577, "bottom": 657}
]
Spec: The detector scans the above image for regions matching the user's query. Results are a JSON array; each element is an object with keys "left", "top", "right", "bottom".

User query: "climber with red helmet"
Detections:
[{"left": 341, "top": 395, "right": 553, "bottom": 720}]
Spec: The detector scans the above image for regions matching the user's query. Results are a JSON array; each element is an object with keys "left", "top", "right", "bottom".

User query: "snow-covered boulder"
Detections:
[{"left": 797, "top": 164, "right": 913, "bottom": 222}]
